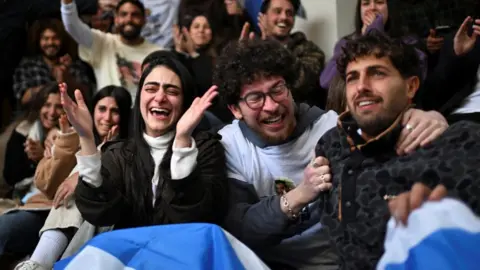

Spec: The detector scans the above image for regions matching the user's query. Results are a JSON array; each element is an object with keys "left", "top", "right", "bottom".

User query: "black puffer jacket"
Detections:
[{"left": 75, "top": 131, "right": 228, "bottom": 229}]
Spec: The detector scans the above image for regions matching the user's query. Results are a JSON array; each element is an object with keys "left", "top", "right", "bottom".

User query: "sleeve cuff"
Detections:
[
  {"left": 170, "top": 137, "right": 198, "bottom": 180},
  {"left": 76, "top": 150, "right": 102, "bottom": 187},
  {"left": 58, "top": 127, "right": 76, "bottom": 136},
  {"left": 61, "top": 1, "right": 77, "bottom": 13}
]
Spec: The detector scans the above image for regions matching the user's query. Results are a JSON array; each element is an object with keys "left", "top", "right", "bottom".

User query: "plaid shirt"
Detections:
[{"left": 12, "top": 55, "right": 93, "bottom": 100}]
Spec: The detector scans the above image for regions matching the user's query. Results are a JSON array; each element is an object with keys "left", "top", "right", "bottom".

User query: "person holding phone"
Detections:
[{"left": 426, "top": 27, "right": 448, "bottom": 54}]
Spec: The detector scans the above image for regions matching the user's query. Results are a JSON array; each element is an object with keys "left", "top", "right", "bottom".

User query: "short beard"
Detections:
[
  {"left": 352, "top": 112, "right": 399, "bottom": 137},
  {"left": 119, "top": 25, "right": 142, "bottom": 41}
]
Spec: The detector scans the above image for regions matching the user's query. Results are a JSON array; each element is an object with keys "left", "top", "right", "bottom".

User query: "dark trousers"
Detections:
[{"left": 0, "top": 210, "right": 48, "bottom": 256}]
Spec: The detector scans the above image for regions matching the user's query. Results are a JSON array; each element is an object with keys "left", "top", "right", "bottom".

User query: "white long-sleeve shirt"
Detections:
[
  {"left": 76, "top": 131, "right": 198, "bottom": 205},
  {"left": 61, "top": 1, "right": 161, "bottom": 101}
]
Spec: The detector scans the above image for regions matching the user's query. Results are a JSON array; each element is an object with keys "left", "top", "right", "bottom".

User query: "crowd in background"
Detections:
[{"left": 0, "top": 0, "right": 479, "bottom": 269}]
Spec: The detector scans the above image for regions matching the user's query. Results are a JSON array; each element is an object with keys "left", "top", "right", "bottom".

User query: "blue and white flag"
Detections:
[
  {"left": 377, "top": 198, "right": 480, "bottom": 270},
  {"left": 55, "top": 223, "right": 270, "bottom": 270}
]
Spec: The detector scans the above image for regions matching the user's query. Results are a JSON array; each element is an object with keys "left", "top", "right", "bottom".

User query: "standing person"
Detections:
[
  {"left": 60, "top": 0, "right": 161, "bottom": 103},
  {"left": 98, "top": 0, "right": 180, "bottom": 47}
]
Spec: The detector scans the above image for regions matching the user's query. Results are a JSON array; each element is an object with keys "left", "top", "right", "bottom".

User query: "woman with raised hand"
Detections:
[
  {"left": 63, "top": 55, "right": 228, "bottom": 229},
  {"left": 320, "top": 0, "right": 426, "bottom": 90},
  {"left": 14, "top": 85, "right": 132, "bottom": 270}
]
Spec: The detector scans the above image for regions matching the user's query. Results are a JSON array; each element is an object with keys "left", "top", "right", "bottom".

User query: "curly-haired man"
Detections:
[{"left": 214, "top": 38, "right": 449, "bottom": 270}]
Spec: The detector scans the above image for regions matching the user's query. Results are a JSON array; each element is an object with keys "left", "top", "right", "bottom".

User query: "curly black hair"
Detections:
[
  {"left": 260, "top": 0, "right": 300, "bottom": 14},
  {"left": 337, "top": 30, "right": 421, "bottom": 80},
  {"left": 212, "top": 39, "right": 296, "bottom": 106}
]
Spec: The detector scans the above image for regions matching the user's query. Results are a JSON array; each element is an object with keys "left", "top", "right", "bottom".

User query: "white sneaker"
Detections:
[{"left": 14, "top": 260, "right": 50, "bottom": 270}]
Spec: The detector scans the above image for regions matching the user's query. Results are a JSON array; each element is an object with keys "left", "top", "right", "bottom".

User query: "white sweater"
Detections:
[{"left": 76, "top": 131, "right": 198, "bottom": 204}]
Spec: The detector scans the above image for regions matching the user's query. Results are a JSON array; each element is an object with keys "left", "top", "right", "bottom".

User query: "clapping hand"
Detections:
[
  {"left": 59, "top": 83, "right": 93, "bottom": 139},
  {"left": 60, "top": 82, "right": 97, "bottom": 155},
  {"left": 98, "top": 125, "right": 119, "bottom": 149},
  {"left": 257, "top": 13, "right": 272, "bottom": 40},
  {"left": 25, "top": 138, "right": 44, "bottom": 162},
  {"left": 454, "top": 16, "right": 480, "bottom": 56},
  {"left": 174, "top": 86, "right": 218, "bottom": 147},
  {"left": 239, "top": 22, "right": 256, "bottom": 41}
]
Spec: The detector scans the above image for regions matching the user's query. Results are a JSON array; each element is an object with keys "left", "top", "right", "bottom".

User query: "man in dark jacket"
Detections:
[
  {"left": 316, "top": 31, "right": 480, "bottom": 269},
  {"left": 213, "top": 38, "right": 449, "bottom": 270}
]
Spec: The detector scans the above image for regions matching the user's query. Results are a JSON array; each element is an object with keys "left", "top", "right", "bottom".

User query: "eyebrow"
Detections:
[
  {"left": 144, "top": 82, "right": 181, "bottom": 89},
  {"left": 243, "top": 80, "right": 285, "bottom": 95},
  {"left": 346, "top": 65, "right": 389, "bottom": 75}
]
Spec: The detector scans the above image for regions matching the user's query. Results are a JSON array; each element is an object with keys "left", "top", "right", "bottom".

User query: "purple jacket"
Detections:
[{"left": 319, "top": 15, "right": 427, "bottom": 89}]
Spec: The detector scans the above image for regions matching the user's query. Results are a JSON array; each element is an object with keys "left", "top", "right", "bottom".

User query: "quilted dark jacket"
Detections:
[{"left": 75, "top": 131, "right": 228, "bottom": 230}]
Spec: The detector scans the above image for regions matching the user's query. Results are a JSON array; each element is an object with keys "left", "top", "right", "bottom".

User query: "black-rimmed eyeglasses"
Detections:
[{"left": 239, "top": 83, "right": 290, "bottom": 110}]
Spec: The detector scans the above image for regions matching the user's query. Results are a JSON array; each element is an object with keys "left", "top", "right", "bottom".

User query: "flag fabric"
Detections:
[
  {"left": 377, "top": 198, "right": 480, "bottom": 270},
  {"left": 54, "top": 223, "right": 270, "bottom": 270}
]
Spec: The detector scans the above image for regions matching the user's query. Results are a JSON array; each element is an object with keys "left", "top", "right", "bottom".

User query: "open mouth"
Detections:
[
  {"left": 356, "top": 99, "right": 381, "bottom": 110},
  {"left": 150, "top": 108, "right": 170, "bottom": 119},
  {"left": 262, "top": 114, "right": 285, "bottom": 126},
  {"left": 276, "top": 22, "right": 289, "bottom": 30}
]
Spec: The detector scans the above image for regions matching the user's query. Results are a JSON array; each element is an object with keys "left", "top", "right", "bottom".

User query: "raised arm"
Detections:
[
  {"left": 34, "top": 120, "right": 80, "bottom": 199},
  {"left": 58, "top": 83, "right": 128, "bottom": 226},
  {"left": 28, "top": 0, "right": 96, "bottom": 20},
  {"left": 60, "top": 0, "right": 94, "bottom": 48},
  {"left": 320, "top": 15, "right": 385, "bottom": 89},
  {"left": 156, "top": 86, "right": 228, "bottom": 224}
]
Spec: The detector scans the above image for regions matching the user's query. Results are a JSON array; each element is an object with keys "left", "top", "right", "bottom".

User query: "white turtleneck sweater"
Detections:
[{"left": 76, "top": 131, "right": 198, "bottom": 204}]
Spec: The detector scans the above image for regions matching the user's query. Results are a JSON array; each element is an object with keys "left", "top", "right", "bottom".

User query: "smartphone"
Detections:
[
  {"left": 435, "top": 25, "right": 452, "bottom": 37},
  {"left": 467, "top": 19, "right": 479, "bottom": 36}
]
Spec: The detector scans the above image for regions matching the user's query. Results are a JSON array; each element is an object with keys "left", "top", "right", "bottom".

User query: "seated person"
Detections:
[
  {"left": 13, "top": 19, "right": 92, "bottom": 107},
  {"left": 213, "top": 38, "right": 447, "bottom": 270},
  {"left": 14, "top": 85, "right": 132, "bottom": 270},
  {"left": 0, "top": 84, "right": 63, "bottom": 265},
  {"left": 173, "top": 12, "right": 233, "bottom": 122},
  {"left": 241, "top": 0, "right": 326, "bottom": 107},
  {"left": 66, "top": 55, "right": 227, "bottom": 231},
  {"left": 316, "top": 31, "right": 480, "bottom": 269}
]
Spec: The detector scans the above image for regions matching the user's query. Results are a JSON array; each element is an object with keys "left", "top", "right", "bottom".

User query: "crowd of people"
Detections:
[{"left": 0, "top": 0, "right": 479, "bottom": 269}]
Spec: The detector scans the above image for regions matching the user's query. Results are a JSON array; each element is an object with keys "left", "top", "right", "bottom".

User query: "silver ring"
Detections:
[
  {"left": 405, "top": 124, "right": 414, "bottom": 132},
  {"left": 320, "top": 174, "right": 325, "bottom": 180}
]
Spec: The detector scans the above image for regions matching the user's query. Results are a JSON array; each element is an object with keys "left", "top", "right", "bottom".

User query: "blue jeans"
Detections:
[{"left": 0, "top": 210, "right": 48, "bottom": 256}]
